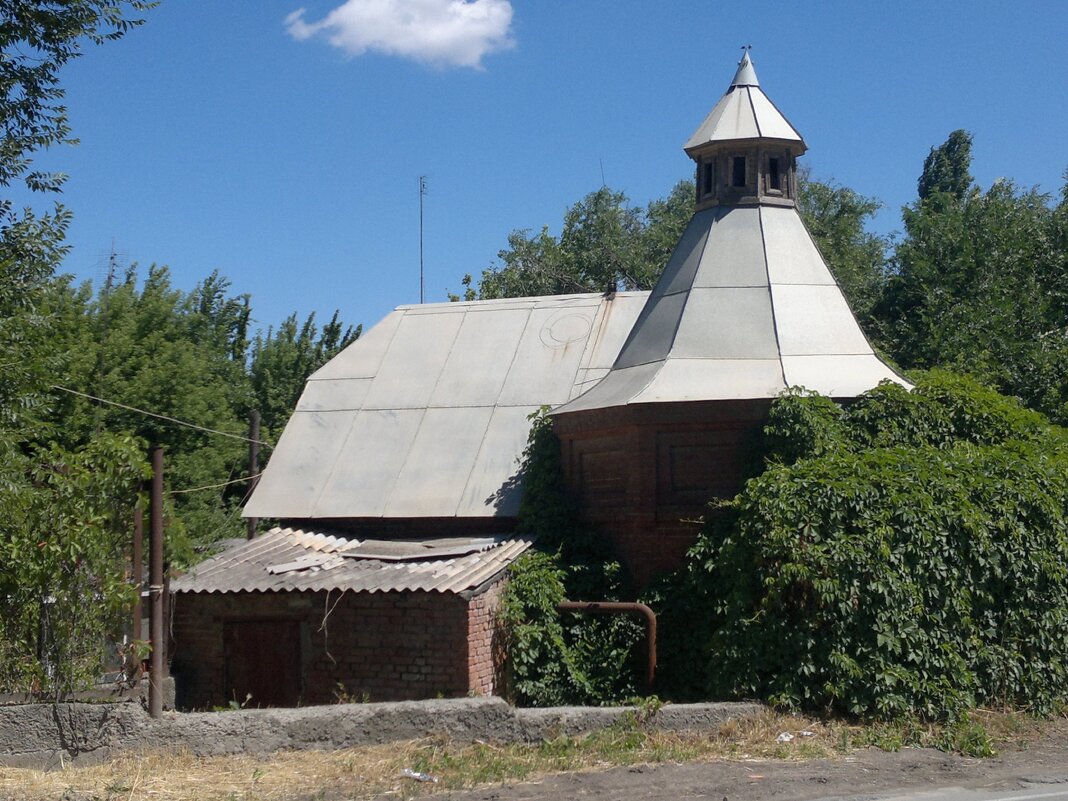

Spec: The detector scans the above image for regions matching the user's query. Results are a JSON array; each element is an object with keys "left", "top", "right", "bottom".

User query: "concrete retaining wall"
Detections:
[{"left": 0, "top": 697, "right": 763, "bottom": 769}]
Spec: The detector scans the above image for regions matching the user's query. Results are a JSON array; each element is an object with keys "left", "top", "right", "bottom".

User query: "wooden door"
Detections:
[{"left": 223, "top": 619, "right": 302, "bottom": 707}]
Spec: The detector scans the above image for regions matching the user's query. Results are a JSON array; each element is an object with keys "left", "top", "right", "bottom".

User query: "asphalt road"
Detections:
[
  {"left": 860, "top": 788, "right": 1068, "bottom": 801},
  {"left": 429, "top": 737, "right": 1068, "bottom": 801}
]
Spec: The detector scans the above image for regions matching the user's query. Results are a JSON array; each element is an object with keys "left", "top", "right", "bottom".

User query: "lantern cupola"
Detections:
[{"left": 684, "top": 50, "right": 806, "bottom": 210}]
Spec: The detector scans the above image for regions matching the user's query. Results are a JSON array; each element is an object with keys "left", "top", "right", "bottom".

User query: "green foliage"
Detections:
[
  {"left": 877, "top": 130, "right": 1068, "bottom": 423},
  {"left": 499, "top": 410, "right": 643, "bottom": 706},
  {"left": 461, "top": 182, "right": 694, "bottom": 299},
  {"left": 0, "top": 433, "right": 147, "bottom": 696},
  {"left": 657, "top": 373, "right": 1068, "bottom": 718},
  {"left": 918, "top": 130, "right": 974, "bottom": 201},
  {"left": 0, "top": 0, "right": 159, "bottom": 696}
]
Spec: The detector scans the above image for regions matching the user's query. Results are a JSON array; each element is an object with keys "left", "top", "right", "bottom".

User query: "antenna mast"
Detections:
[{"left": 418, "top": 175, "right": 428, "bottom": 304}]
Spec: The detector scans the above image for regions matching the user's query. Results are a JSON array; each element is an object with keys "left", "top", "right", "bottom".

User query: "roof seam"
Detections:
[
  {"left": 746, "top": 87, "right": 763, "bottom": 138},
  {"left": 757, "top": 206, "right": 790, "bottom": 389}
]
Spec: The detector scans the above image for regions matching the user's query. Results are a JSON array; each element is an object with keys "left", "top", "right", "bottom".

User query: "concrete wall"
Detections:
[
  {"left": 172, "top": 586, "right": 505, "bottom": 710},
  {"left": 0, "top": 697, "right": 764, "bottom": 769}
]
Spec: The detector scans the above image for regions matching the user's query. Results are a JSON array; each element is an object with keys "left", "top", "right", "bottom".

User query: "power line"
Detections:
[
  {"left": 51, "top": 385, "right": 272, "bottom": 446},
  {"left": 170, "top": 473, "right": 263, "bottom": 495}
]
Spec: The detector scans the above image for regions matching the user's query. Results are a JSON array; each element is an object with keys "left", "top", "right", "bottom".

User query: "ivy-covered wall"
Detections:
[{"left": 649, "top": 372, "right": 1068, "bottom": 718}]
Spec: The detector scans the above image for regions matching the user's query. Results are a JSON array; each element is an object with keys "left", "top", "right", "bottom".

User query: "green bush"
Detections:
[{"left": 653, "top": 372, "right": 1068, "bottom": 718}]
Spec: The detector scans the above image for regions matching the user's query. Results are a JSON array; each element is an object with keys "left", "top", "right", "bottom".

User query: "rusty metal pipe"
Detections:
[
  {"left": 557, "top": 601, "right": 657, "bottom": 691},
  {"left": 149, "top": 446, "right": 164, "bottom": 719},
  {"left": 132, "top": 503, "right": 143, "bottom": 644}
]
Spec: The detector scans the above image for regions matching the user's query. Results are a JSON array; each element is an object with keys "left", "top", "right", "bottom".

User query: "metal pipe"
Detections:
[
  {"left": 557, "top": 601, "right": 657, "bottom": 691},
  {"left": 149, "top": 446, "right": 164, "bottom": 719},
  {"left": 132, "top": 503, "right": 143, "bottom": 644},
  {"left": 246, "top": 409, "right": 260, "bottom": 540}
]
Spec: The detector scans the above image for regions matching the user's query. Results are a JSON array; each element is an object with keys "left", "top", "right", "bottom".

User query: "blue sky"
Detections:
[{"left": 18, "top": 1, "right": 1068, "bottom": 336}]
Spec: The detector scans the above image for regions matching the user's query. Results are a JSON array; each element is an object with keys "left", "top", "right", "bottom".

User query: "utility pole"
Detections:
[
  {"left": 246, "top": 410, "right": 260, "bottom": 540},
  {"left": 419, "top": 176, "right": 428, "bottom": 304}
]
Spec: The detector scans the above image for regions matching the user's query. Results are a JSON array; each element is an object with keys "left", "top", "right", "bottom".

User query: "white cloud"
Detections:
[{"left": 285, "top": 0, "right": 515, "bottom": 70}]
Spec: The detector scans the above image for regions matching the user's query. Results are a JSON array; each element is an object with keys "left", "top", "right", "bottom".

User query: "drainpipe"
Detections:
[{"left": 557, "top": 601, "right": 657, "bottom": 691}]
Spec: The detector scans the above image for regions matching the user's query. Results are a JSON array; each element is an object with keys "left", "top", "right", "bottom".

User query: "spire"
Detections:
[
  {"left": 684, "top": 51, "right": 804, "bottom": 155},
  {"left": 553, "top": 53, "right": 909, "bottom": 416},
  {"left": 731, "top": 48, "right": 759, "bottom": 87}
]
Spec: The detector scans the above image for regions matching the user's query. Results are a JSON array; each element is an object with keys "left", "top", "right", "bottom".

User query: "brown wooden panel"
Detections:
[
  {"left": 577, "top": 448, "right": 626, "bottom": 514},
  {"left": 223, "top": 619, "right": 302, "bottom": 708},
  {"left": 656, "top": 430, "right": 748, "bottom": 509}
]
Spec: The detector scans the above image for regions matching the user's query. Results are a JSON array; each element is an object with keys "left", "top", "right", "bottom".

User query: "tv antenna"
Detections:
[{"left": 419, "top": 175, "right": 428, "bottom": 304}]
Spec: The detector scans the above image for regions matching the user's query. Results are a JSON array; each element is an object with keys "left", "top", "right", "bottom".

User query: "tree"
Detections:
[
  {"left": 461, "top": 181, "right": 694, "bottom": 300},
  {"left": 877, "top": 131, "right": 1068, "bottom": 422},
  {"left": 0, "top": 0, "right": 155, "bottom": 696},
  {"left": 917, "top": 129, "right": 974, "bottom": 201},
  {"left": 1, "top": 0, "right": 153, "bottom": 442}
]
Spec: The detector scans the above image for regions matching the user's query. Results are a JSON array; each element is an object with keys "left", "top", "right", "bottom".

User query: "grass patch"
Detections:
[{"left": 0, "top": 708, "right": 1056, "bottom": 801}]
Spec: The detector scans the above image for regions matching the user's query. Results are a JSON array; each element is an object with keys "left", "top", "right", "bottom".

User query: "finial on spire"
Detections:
[{"left": 731, "top": 47, "right": 759, "bottom": 87}]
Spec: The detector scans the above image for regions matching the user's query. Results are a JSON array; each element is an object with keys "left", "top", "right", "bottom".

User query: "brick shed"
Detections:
[{"left": 170, "top": 528, "right": 527, "bottom": 709}]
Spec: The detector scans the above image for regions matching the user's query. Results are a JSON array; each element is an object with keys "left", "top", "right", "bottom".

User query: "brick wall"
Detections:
[
  {"left": 466, "top": 581, "right": 506, "bottom": 697},
  {"left": 171, "top": 585, "right": 506, "bottom": 710}
]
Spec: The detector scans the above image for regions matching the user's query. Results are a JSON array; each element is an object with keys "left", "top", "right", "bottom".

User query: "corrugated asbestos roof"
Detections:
[
  {"left": 684, "top": 52, "right": 805, "bottom": 153},
  {"left": 244, "top": 292, "right": 647, "bottom": 521},
  {"left": 554, "top": 205, "right": 910, "bottom": 414},
  {"left": 171, "top": 527, "right": 533, "bottom": 595}
]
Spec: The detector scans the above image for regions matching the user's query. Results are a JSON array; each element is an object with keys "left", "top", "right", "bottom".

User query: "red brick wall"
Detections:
[
  {"left": 466, "top": 581, "right": 506, "bottom": 697},
  {"left": 171, "top": 585, "right": 506, "bottom": 710}
]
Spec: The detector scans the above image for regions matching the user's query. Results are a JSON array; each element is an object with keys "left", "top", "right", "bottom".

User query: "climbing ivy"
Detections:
[
  {"left": 651, "top": 372, "right": 1068, "bottom": 718},
  {"left": 498, "top": 409, "right": 643, "bottom": 706}
]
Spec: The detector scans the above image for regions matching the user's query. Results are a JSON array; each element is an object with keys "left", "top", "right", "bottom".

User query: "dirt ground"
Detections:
[{"left": 418, "top": 718, "right": 1068, "bottom": 801}]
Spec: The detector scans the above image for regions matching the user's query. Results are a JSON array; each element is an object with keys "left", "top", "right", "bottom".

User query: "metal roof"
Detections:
[
  {"left": 171, "top": 527, "right": 533, "bottom": 595},
  {"left": 554, "top": 205, "right": 910, "bottom": 414},
  {"left": 730, "top": 50, "right": 759, "bottom": 87},
  {"left": 684, "top": 53, "right": 805, "bottom": 153},
  {"left": 244, "top": 292, "right": 647, "bottom": 520}
]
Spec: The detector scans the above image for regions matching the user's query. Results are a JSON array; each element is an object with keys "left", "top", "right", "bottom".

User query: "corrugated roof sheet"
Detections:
[
  {"left": 245, "top": 292, "right": 647, "bottom": 520},
  {"left": 171, "top": 527, "right": 533, "bottom": 595}
]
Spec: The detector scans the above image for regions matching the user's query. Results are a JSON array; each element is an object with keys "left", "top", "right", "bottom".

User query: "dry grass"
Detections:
[{"left": 0, "top": 708, "right": 1055, "bottom": 801}]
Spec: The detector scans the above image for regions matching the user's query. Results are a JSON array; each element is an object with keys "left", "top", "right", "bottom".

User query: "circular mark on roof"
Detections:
[{"left": 541, "top": 312, "right": 592, "bottom": 349}]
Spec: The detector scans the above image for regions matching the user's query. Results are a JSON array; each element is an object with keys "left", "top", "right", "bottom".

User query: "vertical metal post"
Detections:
[
  {"left": 419, "top": 175, "right": 427, "bottom": 304},
  {"left": 246, "top": 409, "right": 261, "bottom": 540},
  {"left": 132, "top": 503, "right": 143, "bottom": 644},
  {"left": 149, "top": 446, "right": 164, "bottom": 719}
]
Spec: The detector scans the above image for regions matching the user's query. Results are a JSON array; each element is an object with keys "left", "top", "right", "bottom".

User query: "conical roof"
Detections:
[
  {"left": 684, "top": 51, "right": 805, "bottom": 153},
  {"left": 555, "top": 206, "right": 906, "bottom": 412},
  {"left": 556, "top": 55, "right": 907, "bottom": 414}
]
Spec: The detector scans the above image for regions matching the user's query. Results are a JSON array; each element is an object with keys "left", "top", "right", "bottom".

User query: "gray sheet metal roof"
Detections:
[
  {"left": 244, "top": 292, "right": 647, "bottom": 520},
  {"left": 684, "top": 53, "right": 804, "bottom": 153},
  {"left": 554, "top": 205, "right": 910, "bottom": 414},
  {"left": 171, "top": 527, "right": 533, "bottom": 594}
]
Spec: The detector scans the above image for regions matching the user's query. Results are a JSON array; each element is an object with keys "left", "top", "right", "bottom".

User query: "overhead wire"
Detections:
[
  {"left": 169, "top": 473, "right": 263, "bottom": 495},
  {"left": 51, "top": 385, "right": 271, "bottom": 446}
]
